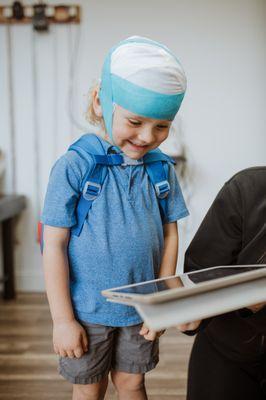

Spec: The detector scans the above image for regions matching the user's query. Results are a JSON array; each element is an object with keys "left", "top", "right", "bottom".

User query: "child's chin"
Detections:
[
  {"left": 122, "top": 143, "right": 149, "bottom": 160},
  {"left": 124, "top": 149, "right": 147, "bottom": 160}
]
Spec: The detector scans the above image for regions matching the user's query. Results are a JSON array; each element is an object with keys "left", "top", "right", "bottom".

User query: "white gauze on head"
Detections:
[{"left": 110, "top": 38, "right": 187, "bottom": 95}]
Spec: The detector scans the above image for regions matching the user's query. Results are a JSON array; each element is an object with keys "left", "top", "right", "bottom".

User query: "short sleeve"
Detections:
[
  {"left": 162, "top": 163, "right": 189, "bottom": 224},
  {"left": 41, "top": 151, "right": 93, "bottom": 228}
]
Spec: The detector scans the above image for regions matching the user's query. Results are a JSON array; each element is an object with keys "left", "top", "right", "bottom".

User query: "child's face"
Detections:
[{"left": 109, "top": 105, "right": 171, "bottom": 159}]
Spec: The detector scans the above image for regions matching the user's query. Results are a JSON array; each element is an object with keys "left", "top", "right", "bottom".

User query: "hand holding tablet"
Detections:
[{"left": 102, "top": 265, "right": 266, "bottom": 330}]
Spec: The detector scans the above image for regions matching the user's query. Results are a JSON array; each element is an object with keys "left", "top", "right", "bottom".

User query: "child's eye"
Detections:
[
  {"left": 156, "top": 125, "right": 169, "bottom": 130},
  {"left": 128, "top": 119, "right": 141, "bottom": 126}
]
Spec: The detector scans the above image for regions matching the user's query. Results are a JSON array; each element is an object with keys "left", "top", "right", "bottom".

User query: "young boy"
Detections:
[{"left": 42, "top": 36, "right": 189, "bottom": 399}]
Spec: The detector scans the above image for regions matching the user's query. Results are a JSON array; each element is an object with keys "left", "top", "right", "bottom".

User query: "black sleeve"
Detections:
[
  {"left": 182, "top": 179, "right": 243, "bottom": 336},
  {"left": 184, "top": 179, "right": 243, "bottom": 272},
  {"left": 237, "top": 306, "right": 266, "bottom": 333},
  {"left": 183, "top": 173, "right": 266, "bottom": 335},
  {"left": 181, "top": 318, "right": 213, "bottom": 336}
]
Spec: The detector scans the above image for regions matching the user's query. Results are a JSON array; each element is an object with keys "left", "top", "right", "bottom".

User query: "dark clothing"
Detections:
[
  {"left": 185, "top": 166, "right": 266, "bottom": 272},
  {"left": 184, "top": 167, "right": 266, "bottom": 399},
  {"left": 187, "top": 331, "right": 266, "bottom": 400}
]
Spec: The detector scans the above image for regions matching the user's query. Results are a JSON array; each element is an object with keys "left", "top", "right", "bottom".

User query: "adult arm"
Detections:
[
  {"left": 180, "top": 180, "right": 243, "bottom": 334},
  {"left": 183, "top": 175, "right": 266, "bottom": 333}
]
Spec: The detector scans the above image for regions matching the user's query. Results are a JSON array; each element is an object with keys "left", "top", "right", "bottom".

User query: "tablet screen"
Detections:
[{"left": 109, "top": 266, "right": 266, "bottom": 296}]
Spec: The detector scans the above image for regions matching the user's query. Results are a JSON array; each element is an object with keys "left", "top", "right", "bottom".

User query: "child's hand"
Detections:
[
  {"left": 139, "top": 323, "right": 165, "bottom": 341},
  {"left": 53, "top": 319, "right": 88, "bottom": 358}
]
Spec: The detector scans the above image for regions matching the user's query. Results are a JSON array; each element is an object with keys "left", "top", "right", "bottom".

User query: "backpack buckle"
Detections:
[
  {"left": 83, "top": 181, "right": 101, "bottom": 200},
  {"left": 155, "top": 180, "right": 170, "bottom": 199}
]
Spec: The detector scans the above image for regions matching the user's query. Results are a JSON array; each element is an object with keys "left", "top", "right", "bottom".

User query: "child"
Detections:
[{"left": 42, "top": 36, "right": 189, "bottom": 400}]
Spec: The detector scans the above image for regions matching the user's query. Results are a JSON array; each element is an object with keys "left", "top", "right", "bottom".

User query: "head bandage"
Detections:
[{"left": 99, "top": 36, "right": 187, "bottom": 141}]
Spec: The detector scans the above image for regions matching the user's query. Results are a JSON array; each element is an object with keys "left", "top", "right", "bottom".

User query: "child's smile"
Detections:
[{"left": 109, "top": 105, "right": 171, "bottom": 159}]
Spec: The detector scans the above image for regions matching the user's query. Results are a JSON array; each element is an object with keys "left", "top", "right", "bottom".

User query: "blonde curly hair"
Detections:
[{"left": 85, "top": 82, "right": 105, "bottom": 129}]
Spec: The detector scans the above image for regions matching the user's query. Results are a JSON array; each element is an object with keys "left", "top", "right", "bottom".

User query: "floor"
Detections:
[{"left": 0, "top": 293, "right": 194, "bottom": 399}]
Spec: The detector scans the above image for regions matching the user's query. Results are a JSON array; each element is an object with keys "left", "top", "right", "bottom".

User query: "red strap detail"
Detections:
[{"left": 37, "top": 221, "right": 42, "bottom": 244}]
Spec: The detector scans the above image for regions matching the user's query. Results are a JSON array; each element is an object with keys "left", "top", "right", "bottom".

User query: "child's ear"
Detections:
[{"left": 92, "top": 87, "right": 103, "bottom": 117}]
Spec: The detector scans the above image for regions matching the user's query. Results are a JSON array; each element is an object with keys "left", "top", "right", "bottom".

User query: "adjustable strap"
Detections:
[
  {"left": 145, "top": 161, "right": 170, "bottom": 221},
  {"left": 69, "top": 144, "right": 123, "bottom": 166},
  {"left": 154, "top": 179, "right": 170, "bottom": 199},
  {"left": 145, "top": 161, "right": 170, "bottom": 199},
  {"left": 144, "top": 151, "right": 175, "bottom": 165},
  {"left": 90, "top": 153, "right": 124, "bottom": 166},
  {"left": 71, "top": 163, "right": 107, "bottom": 236},
  {"left": 68, "top": 135, "right": 110, "bottom": 237},
  {"left": 94, "top": 153, "right": 144, "bottom": 166},
  {"left": 69, "top": 134, "right": 174, "bottom": 235},
  {"left": 69, "top": 134, "right": 106, "bottom": 156}
]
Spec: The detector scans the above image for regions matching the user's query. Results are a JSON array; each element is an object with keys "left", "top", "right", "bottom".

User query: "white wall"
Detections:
[{"left": 0, "top": 0, "right": 265, "bottom": 290}]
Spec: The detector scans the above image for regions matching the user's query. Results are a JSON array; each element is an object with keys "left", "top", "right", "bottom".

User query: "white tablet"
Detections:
[{"left": 101, "top": 265, "right": 266, "bottom": 305}]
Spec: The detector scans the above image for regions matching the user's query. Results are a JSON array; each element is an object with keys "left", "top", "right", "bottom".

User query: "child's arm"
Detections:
[
  {"left": 158, "top": 221, "right": 179, "bottom": 278},
  {"left": 140, "top": 222, "right": 178, "bottom": 340},
  {"left": 43, "top": 225, "right": 88, "bottom": 358}
]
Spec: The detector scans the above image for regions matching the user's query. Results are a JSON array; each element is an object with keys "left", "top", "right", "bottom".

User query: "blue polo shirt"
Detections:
[{"left": 41, "top": 134, "right": 189, "bottom": 326}]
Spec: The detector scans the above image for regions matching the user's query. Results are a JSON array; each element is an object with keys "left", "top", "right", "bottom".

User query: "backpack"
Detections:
[{"left": 38, "top": 133, "right": 175, "bottom": 252}]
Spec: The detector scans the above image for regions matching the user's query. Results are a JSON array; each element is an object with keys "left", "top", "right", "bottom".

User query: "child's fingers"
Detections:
[
  {"left": 144, "top": 334, "right": 152, "bottom": 341},
  {"left": 156, "top": 330, "right": 166, "bottom": 338},
  {"left": 140, "top": 324, "right": 158, "bottom": 341},
  {"left": 81, "top": 332, "right": 89, "bottom": 352},
  {"left": 139, "top": 324, "right": 149, "bottom": 335},
  {"left": 144, "top": 330, "right": 157, "bottom": 341},
  {"left": 59, "top": 349, "right": 67, "bottom": 357},
  {"left": 74, "top": 346, "right": 84, "bottom": 359},
  {"left": 66, "top": 350, "right": 75, "bottom": 359}
]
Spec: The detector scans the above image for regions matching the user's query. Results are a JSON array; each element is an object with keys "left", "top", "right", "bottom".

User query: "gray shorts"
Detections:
[{"left": 58, "top": 321, "right": 159, "bottom": 384}]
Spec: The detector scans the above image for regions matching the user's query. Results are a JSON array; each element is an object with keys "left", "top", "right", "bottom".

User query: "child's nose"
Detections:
[{"left": 138, "top": 127, "right": 154, "bottom": 144}]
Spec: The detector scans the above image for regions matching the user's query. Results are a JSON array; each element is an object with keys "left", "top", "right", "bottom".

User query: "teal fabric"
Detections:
[
  {"left": 112, "top": 74, "right": 184, "bottom": 120},
  {"left": 99, "top": 36, "right": 186, "bottom": 141}
]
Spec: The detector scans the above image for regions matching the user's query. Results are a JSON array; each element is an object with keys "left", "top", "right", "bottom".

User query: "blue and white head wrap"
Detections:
[{"left": 99, "top": 36, "right": 187, "bottom": 141}]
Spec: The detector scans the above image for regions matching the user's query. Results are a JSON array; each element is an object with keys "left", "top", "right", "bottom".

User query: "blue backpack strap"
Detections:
[
  {"left": 143, "top": 150, "right": 175, "bottom": 165},
  {"left": 71, "top": 162, "right": 106, "bottom": 236},
  {"left": 69, "top": 134, "right": 123, "bottom": 237},
  {"left": 69, "top": 134, "right": 123, "bottom": 165},
  {"left": 144, "top": 149, "right": 175, "bottom": 221},
  {"left": 71, "top": 136, "right": 175, "bottom": 233},
  {"left": 38, "top": 134, "right": 123, "bottom": 252}
]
